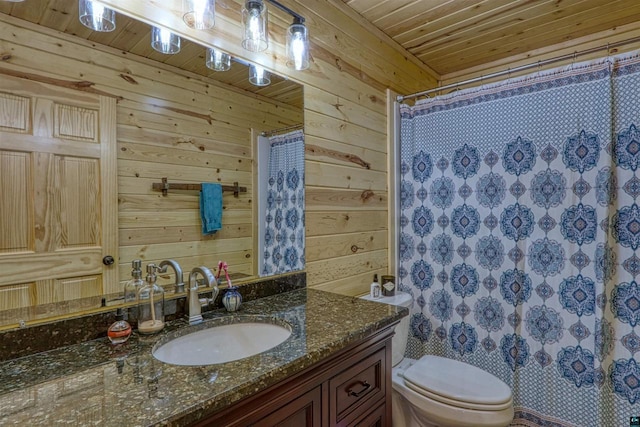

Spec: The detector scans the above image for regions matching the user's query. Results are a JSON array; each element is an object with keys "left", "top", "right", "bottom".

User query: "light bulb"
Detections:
[
  {"left": 286, "top": 21, "right": 309, "bottom": 70},
  {"left": 292, "top": 35, "right": 305, "bottom": 70},
  {"left": 249, "top": 64, "right": 270, "bottom": 86},
  {"left": 79, "top": 0, "right": 116, "bottom": 32},
  {"left": 160, "top": 29, "right": 172, "bottom": 46},
  {"left": 151, "top": 27, "right": 181, "bottom": 54},
  {"left": 92, "top": 3, "right": 105, "bottom": 29},
  {"left": 249, "top": 11, "right": 261, "bottom": 44},
  {"left": 206, "top": 48, "right": 231, "bottom": 72},
  {"left": 242, "top": 1, "right": 268, "bottom": 52},
  {"left": 183, "top": 0, "right": 215, "bottom": 30}
]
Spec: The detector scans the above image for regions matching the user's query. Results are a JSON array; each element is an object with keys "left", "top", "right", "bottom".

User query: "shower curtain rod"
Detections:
[
  {"left": 397, "top": 35, "right": 640, "bottom": 102},
  {"left": 261, "top": 123, "right": 303, "bottom": 137}
]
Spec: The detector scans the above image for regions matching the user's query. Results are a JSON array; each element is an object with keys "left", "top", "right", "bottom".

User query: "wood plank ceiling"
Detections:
[
  {"left": 4, "top": 0, "right": 640, "bottom": 94},
  {"left": 342, "top": 0, "right": 640, "bottom": 76},
  {"left": 0, "top": 0, "right": 303, "bottom": 108}
]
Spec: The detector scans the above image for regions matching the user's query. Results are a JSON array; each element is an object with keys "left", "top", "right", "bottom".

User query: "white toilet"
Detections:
[{"left": 361, "top": 292, "right": 514, "bottom": 427}]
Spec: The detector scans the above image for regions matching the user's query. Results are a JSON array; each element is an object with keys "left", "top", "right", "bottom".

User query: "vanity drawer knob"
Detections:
[
  {"left": 103, "top": 255, "right": 115, "bottom": 265},
  {"left": 347, "top": 380, "right": 371, "bottom": 398}
]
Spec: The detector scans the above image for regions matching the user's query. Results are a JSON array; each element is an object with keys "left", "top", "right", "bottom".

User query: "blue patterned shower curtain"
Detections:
[
  {"left": 262, "top": 129, "right": 305, "bottom": 276},
  {"left": 399, "top": 55, "right": 640, "bottom": 426}
]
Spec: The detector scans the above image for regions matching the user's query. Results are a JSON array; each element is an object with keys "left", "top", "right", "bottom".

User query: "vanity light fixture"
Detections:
[
  {"left": 151, "top": 26, "right": 181, "bottom": 55},
  {"left": 78, "top": 0, "right": 116, "bottom": 32},
  {"left": 183, "top": 0, "right": 215, "bottom": 30},
  {"left": 241, "top": 0, "right": 268, "bottom": 53},
  {"left": 241, "top": 0, "right": 309, "bottom": 70},
  {"left": 286, "top": 17, "right": 309, "bottom": 71},
  {"left": 249, "top": 64, "right": 270, "bottom": 86},
  {"left": 206, "top": 48, "right": 231, "bottom": 72}
]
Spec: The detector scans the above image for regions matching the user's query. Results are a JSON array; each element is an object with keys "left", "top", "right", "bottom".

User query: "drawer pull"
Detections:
[{"left": 347, "top": 380, "right": 371, "bottom": 398}]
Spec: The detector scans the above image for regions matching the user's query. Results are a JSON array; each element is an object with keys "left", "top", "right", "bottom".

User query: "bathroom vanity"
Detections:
[
  {"left": 0, "top": 288, "right": 406, "bottom": 426},
  {"left": 199, "top": 324, "right": 390, "bottom": 426}
]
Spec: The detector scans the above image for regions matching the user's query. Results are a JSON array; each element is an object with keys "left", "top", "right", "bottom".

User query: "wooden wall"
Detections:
[
  {"left": 0, "top": 14, "right": 302, "bottom": 323},
  {"left": 91, "top": 0, "right": 440, "bottom": 297},
  {"left": 0, "top": 0, "right": 436, "bottom": 324},
  {"left": 3, "top": 0, "right": 637, "bottom": 326},
  {"left": 75, "top": 0, "right": 438, "bottom": 297}
]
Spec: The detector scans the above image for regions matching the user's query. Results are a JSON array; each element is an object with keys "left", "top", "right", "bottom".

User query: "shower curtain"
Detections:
[
  {"left": 399, "top": 54, "right": 640, "bottom": 426},
  {"left": 261, "top": 129, "right": 305, "bottom": 276}
]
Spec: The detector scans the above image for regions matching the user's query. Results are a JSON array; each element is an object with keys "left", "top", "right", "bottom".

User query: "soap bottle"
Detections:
[
  {"left": 108, "top": 308, "right": 132, "bottom": 344},
  {"left": 370, "top": 274, "right": 381, "bottom": 298},
  {"left": 124, "top": 259, "right": 143, "bottom": 303},
  {"left": 137, "top": 264, "right": 165, "bottom": 335}
]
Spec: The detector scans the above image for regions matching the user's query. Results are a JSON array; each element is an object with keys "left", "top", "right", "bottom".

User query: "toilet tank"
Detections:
[{"left": 360, "top": 292, "right": 412, "bottom": 366}]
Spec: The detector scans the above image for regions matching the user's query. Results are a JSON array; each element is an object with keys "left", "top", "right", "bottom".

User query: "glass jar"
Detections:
[
  {"left": 137, "top": 264, "right": 165, "bottom": 334},
  {"left": 124, "top": 259, "right": 143, "bottom": 303}
]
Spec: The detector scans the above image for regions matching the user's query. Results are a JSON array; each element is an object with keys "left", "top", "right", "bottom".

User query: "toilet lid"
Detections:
[{"left": 402, "top": 355, "right": 512, "bottom": 410}]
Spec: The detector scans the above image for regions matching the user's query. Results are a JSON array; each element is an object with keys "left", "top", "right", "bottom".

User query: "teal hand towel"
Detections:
[{"left": 200, "top": 183, "right": 222, "bottom": 235}]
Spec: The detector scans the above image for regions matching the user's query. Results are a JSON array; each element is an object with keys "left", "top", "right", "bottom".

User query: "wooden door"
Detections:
[
  {"left": 251, "top": 386, "right": 323, "bottom": 427},
  {"left": 0, "top": 74, "right": 118, "bottom": 326}
]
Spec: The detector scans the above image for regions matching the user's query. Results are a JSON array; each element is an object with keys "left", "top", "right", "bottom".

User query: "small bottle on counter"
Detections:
[
  {"left": 108, "top": 308, "right": 132, "bottom": 344},
  {"left": 370, "top": 274, "right": 381, "bottom": 298},
  {"left": 137, "top": 264, "right": 165, "bottom": 335}
]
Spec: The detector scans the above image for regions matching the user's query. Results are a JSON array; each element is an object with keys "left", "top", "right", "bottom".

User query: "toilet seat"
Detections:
[{"left": 401, "top": 355, "right": 512, "bottom": 411}]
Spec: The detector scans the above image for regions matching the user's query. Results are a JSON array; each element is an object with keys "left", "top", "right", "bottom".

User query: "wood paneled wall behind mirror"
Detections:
[{"left": 0, "top": 1, "right": 303, "bottom": 328}]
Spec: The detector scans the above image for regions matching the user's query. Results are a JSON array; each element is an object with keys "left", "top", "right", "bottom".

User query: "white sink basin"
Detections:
[{"left": 152, "top": 321, "right": 292, "bottom": 366}]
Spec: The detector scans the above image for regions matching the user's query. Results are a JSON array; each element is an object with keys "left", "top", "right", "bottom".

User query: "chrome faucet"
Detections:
[
  {"left": 187, "top": 266, "right": 218, "bottom": 325},
  {"left": 158, "top": 259, "right": 184, "bottom": 293}
]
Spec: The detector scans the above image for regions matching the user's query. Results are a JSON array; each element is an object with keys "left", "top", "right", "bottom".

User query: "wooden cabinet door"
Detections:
[
  {"left": 0, "top": 74, "right": 118, "bottom": 324},
  {"left": 353, "top": 403, "right": 385, "bottom": 427},
  {"left": 251, "top": 386, "right": 323, "bottom": 427}
]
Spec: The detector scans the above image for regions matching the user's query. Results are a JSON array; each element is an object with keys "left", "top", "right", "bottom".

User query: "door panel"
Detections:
[
  {"left": 0, "top": 150, "right": 32, "bottom": 253},
  {"left": 0, "top": 75, "right": 117, "bottom": 326}
]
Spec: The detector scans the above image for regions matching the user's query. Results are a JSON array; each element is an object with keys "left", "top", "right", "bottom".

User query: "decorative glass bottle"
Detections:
[
  {"left": 107, "top": 308, "right": 132, "bottom": 344},
  {"left": 218, "top": 260, "right": 242, "bottom": 312},
  {"left": 223, "top": 287, "right": 242, "bottom": 312},
  {"left": 137, "top": 264, "right": 165, "bottom": 334},
  {"left": 124, "top": 259, "right": 143, "bottom": 303}
]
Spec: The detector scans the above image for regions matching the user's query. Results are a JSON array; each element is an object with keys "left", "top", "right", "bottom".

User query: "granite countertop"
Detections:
[{"left": 0, "top": 288, "right": 407, "bottom": 426}]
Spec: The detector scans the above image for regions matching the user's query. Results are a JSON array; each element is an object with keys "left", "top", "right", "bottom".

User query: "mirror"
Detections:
[{"left": 0, "top": 1, "right": 303, "bottom": 328}]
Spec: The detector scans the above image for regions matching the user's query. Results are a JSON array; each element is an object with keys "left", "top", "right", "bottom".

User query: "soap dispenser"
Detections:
[
  {"left": 124, "top": 259, "right": 143, "bottom": 303},
  {"left": 137, "top": 264, "right": 165, "bottom": 335}
]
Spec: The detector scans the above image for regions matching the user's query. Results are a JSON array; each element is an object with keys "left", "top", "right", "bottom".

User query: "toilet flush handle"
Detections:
[{"left": 347, "top": 380, "right": 371, "bottom": 397}]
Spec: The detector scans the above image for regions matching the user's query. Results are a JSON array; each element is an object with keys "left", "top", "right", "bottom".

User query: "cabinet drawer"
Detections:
[{"left": 330, "top": 346, "right": 386, "bottom": 425}]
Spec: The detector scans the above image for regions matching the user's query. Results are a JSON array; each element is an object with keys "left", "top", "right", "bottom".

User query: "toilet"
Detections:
[{"left": 361, "top": 292, "right": 514, "bottom": 427}]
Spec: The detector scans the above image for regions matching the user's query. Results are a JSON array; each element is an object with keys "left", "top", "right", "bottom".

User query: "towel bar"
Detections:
[{"left": 152, "top": 177, "right": 247, "bottom": 197}]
